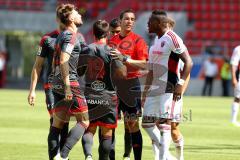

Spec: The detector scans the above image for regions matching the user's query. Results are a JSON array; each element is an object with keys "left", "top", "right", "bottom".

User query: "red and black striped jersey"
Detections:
[{"left": 37, "top": 30, "right": 59, "bottom": 85}]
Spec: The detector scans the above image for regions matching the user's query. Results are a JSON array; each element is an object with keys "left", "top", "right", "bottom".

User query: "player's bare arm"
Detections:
[
  {"left": 182, "top": 74, "right": 190, "bottom": 94},
  {"left": 60, "top": 51, "right": 72, "bottom": 100},
  {"left": 231, "top": 65, "right": 238, "bottom": 88},
  {"left": 28, "top": 56, "right": 45, "bottom": 106},
  {"left": 173, "top": 51, "right": 193, "bottom": 101},
  {"left": 110, "top": 49, "right": 147, "bottom": 70},
  {"left": 112, "top": 61, "right": 127, "bottom": 80}
]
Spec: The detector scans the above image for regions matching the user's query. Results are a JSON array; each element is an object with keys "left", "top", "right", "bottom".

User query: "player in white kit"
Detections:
[
  {"left": 230, "top": 45, "right": 240, "bottom": 126},
  {"left": 142, "top": 10, "right": 193, "bottom": 160}
]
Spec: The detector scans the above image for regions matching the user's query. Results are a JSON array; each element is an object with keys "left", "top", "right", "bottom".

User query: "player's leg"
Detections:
[
  {"left": 98, "top": 92, "right": 118, "bottom": 160},
  {"left": 231, "top": 97, "right": 240, "bottom": 126},
  {"left": 125, "top": 116, "right": 142, "bottom": 160},
  {"left": 171, "top": 122, "right": 184, "bottom": 160},
  {"left": 120, "top": 99, "right": 132, "bottom": 159},
  {"left": 60, "top": 96, "right": 89, "bottom": 159},
  {"left": 48, "top": 93, "right": 68, "bottom": 160},
  {"left": 231, "top": 82, "right": 240, "bottom": 126},
  {"left": 82, "top": 126, "right": 97, "bottom": 160},
  {"left": 123, "top": 120, "right": 132, "bottom": 159},
  {"left": 142, "top": 122, "right": 160, "bottom": 160},
  {"left": 46, "top": 88, "right": 69, "bottom": 150},
  {"left": 158, "top": 94, "right": 176, "bottom": 160},
  {"left": 157, "top": 120, "right": 172, "bottom": 160},
  {"left": 142, "top": 96, "right": 161, "bottom": 160},
  {"left": 97, "top": 125, "right": 115, "bottom": 160},
  {"left": 48, "top": 111, "right": 68, "bottom": 160},
  {"left": 109, "top": 128, "right": 116, "bottom": 160},
  {"left": 99, "top": 126, "right": 113, "bottom": 160},
  {"left": 171, "top": 98, "right": 184, "bottom": 160}
]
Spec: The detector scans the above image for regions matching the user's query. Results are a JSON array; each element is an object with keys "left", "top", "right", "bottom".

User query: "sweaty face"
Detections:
[
  {"left": 148, "top": 16, "right": 156, "bottom": 33},
  {"left": 110, "top": 26, "right": 121, "bottom": 37},
  {"left": 69, "top": 9, "right": 83, "bottom": 27},
  {"left": 120, "top": 12, "right": 135, "bottom": 32}
]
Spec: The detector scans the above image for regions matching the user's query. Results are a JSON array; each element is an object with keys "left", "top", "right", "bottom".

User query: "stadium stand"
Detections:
[
  {"left": 57, "top": 0, "right": 111, "bottom": 18},
  {"left": 0, "top": 0, "right": 45, "bottom": 11},
  {"left": 98, "top": 0, "right": 240, "bottom": 56},
  {"left": 0, "top": 0, "right": 239, "bottom": 56}
]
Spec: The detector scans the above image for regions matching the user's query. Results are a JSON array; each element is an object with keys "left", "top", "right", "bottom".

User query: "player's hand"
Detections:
[
  {"left": 173, "top": 84, "right": 183, "bottom": 101},
  {"left": 65, "top": 86, "right": 73, "bottom": 101},
  {"left": 28, "top": 91, "right": 36, "bottom": 106},
  {"left": 232, "top": 78, "right": 238, "bottom": 88},
  {"left": 109, "top": 49, "right": 127, "bottom": 61}
]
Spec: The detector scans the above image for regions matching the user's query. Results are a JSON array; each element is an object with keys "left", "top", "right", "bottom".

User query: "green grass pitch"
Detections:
[{"left": 0, "top": 89, "right": 240, "bottom": 160}]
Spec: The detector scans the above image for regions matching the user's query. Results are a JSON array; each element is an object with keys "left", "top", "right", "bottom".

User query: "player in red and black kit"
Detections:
[
  {"left": 94, "top": 18, "right": 122, "bottom": 160},
  {"left": 47, "top": 4, "right": 89, "bottom": 160},
  {"left": 79, "top": 20, "right": 127, "bottom": 160},
  {"left": 108, "top": 9, "right": 148, "bottom": 160},
  {"left": 27, "top": 4, "right": 69, "bottom": 157}
]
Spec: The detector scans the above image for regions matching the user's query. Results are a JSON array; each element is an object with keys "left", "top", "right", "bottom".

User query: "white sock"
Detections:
[
  {"left": 231, "top": 102, "right": 239, "bottom": 123},
  {"left": 158, "top": 124, "right": 171, "bottom": 160},
  {"left": 143, "top": 124, "right": 160, "bottom": 160},
  {"left": 174, "top": 136, "right": 184, "bottom": 160}
]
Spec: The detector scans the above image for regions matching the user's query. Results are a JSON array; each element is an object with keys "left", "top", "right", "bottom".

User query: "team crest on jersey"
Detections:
[
  {"left": 161, "top": 41, "right": 165, "bottom": 47},
  {"left": 91, "top": 80, "right": 105, "bottom": 91},
  {"left": 37, "top": 47, "right": 42, "bottom": 55}
]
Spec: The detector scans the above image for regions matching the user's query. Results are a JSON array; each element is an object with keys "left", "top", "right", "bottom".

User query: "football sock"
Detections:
[
  {"left": 61, "top": 122, "right": 87, "bottom": 158},
  {"left": 82, "top": 131, "right": 94, "bottom": 157},
  {"left": 99, "top": 136, "right": 112, "bottom": 160},
  {"left": 60, "top": 123, "right": 69, "bottom": 150},
  {"left": 48, "top": 126, "right": 61, "bottom": 160},
  {"left": 231, "top": 102, "right": 239, "bottom": 123},
  {"left": 159, "top": 124, "right": 171, "bottom": 160},
  {"left": 143, "top": 125, "right": 160, "bottom": 160},
  {"left": 123, "top": 129, "right": 132, "bottom": 157},
  {"left": 131, "top": 130, "right": 143, "bottom": 160},
  {"left": 173, "top": 135, "right": 184, "bottom": 160},
  {"left": 109, "top": 129, "right": 115, "bottom": 160}
]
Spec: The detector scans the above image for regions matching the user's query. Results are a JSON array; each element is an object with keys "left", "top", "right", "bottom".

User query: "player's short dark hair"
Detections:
[
  {"left": 110, "top": 18, "right": 121, "bottom": 28},
  {"left": 93, "top": 20, "right": 109, "bottom": 39},
  {"left": 152, "top": 10, "right": 167, "bottom": 16},
  {"left": 151, "top": 10, "right": 175, "bottom": 28},
  {"left": 57, "top": 3, "right": 75, "bottom": 25},
  {"left": 120, "top": 9, "right": 135, "bottom": 20}
]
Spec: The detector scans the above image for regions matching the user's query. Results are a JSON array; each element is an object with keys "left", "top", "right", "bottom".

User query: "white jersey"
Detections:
[
  {"left": 148, "top": 30, "right": 187, "bottom": 94},
  {"left": 230, "top": 45, "right": 240, "bottom": 80}
]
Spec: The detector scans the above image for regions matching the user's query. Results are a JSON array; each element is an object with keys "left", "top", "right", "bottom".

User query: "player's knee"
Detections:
[
  {"left": 99, "top": 136, "right": 112, "bottom": 157},
  {"left": 171, "top": 130, "right": 179, "bottom": 141},
  {"left": 124, "top": 121, "right": 130, "bottom": 130},
  {"left": 81, "top": 120, "right": 89, "bottom": 129},
  {"left": 127, "top": 120, "right": 139, "bottom": 132},
  {"left": 52, "top": 118, "right": 65, "bottom": 129},
  {"left": 100, "top": 127, "right": 113, "bottom": 137}
]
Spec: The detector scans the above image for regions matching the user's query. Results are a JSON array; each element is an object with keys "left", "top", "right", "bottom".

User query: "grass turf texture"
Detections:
[{"left": 0, "top": 89, "right": 240, "bottom": 160}]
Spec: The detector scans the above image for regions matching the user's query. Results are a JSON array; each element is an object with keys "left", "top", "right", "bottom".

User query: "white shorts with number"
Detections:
[
  {"left": 142, "top": 93, "right": 183, "bottom": 123},
  {"left": 234, "top": 82, "right": 240, "bottom": 98}
]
